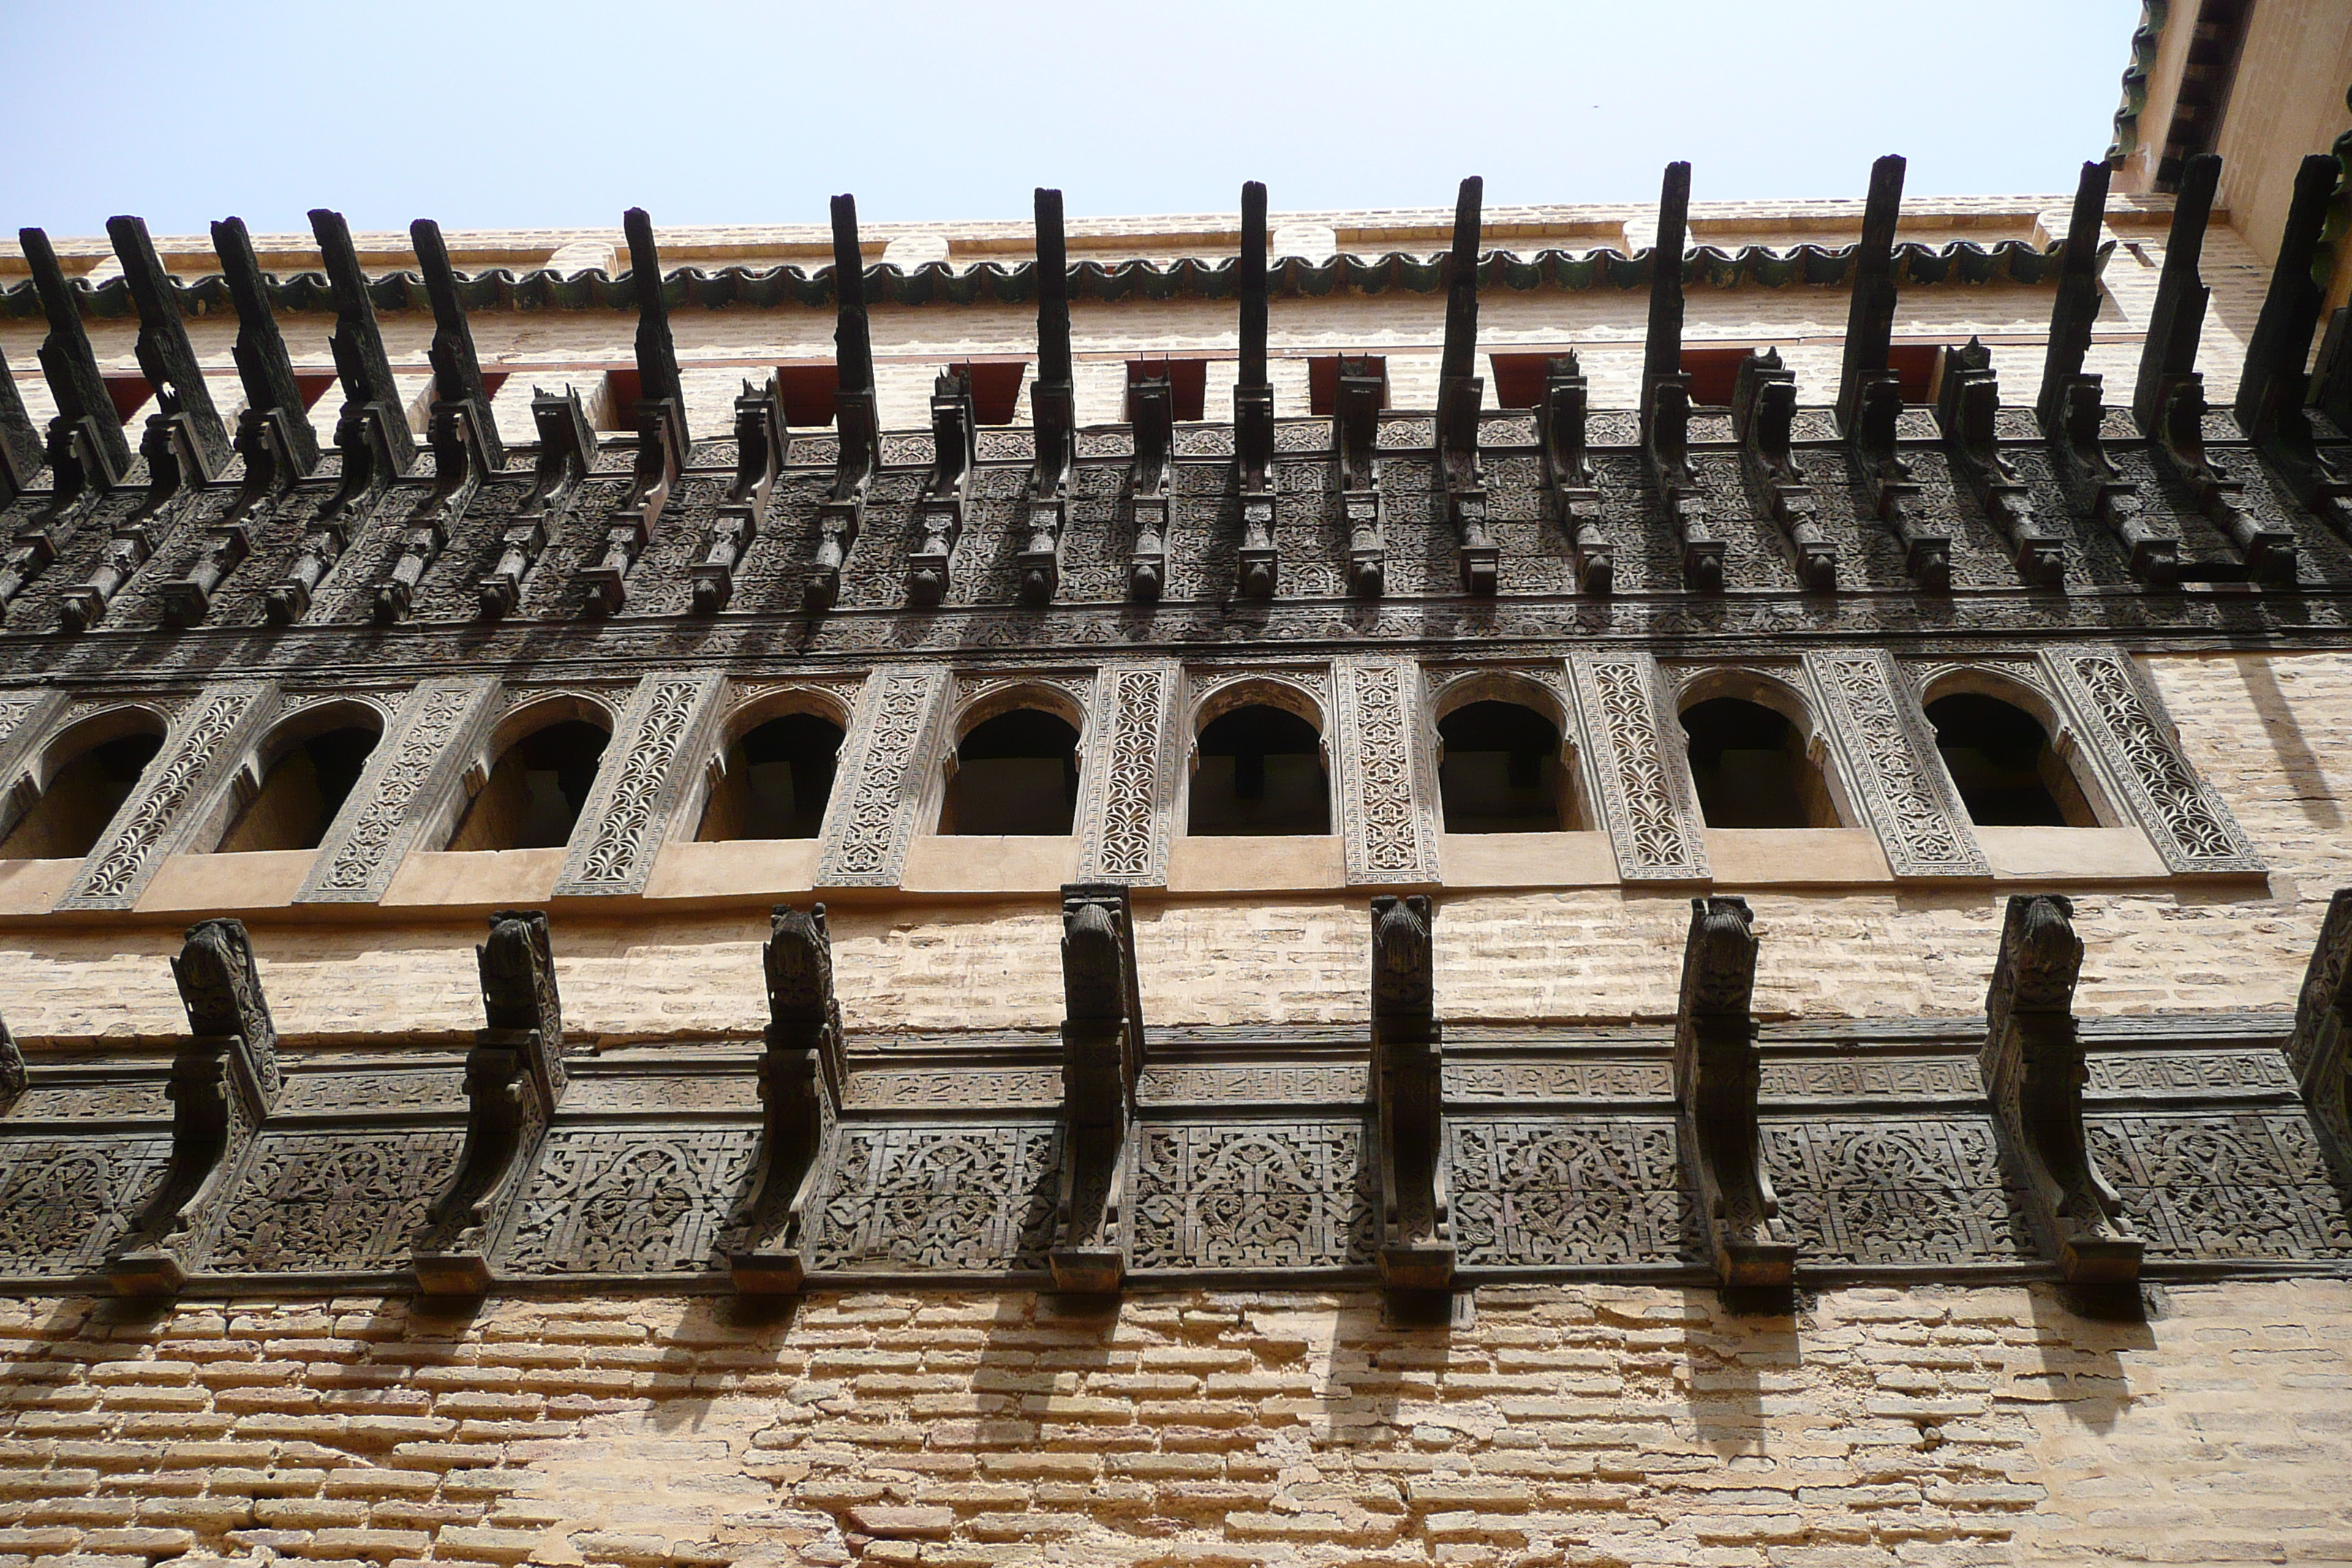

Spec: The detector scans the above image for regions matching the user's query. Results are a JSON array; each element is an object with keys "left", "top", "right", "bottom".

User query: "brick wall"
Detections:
[{"left": 0, "top": 1281, "right": 2342, "bottom": 1567}]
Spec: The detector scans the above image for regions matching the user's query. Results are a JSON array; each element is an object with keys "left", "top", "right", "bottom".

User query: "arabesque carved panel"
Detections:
[
  {"left": 2087, "top": 1111, "right": 2352, "bottom": 1259},
  {"left": 810, "top": 1123, "right": 1060, "bottom": 1272},
  {"left": 1760, "top": 1117, "right": 2031, "bottom": 1266},
  {"left": 815, "top": 668, "right": 949, "bottom": 887},
  {"left": 59, "top": 682, "right": 276, "bottom": 910},
  {"left": 2044, "top": 647, "right": 2264, "bottom": 875},
  {"left": 554, "top": 673, "right": 721, "bottom": 896},
  {"left": 1129, "top": 1120, "right": 1376, "bottom": 1270},
  {"left": 301, "top": 676, "right": 500, "bottom": 903},
  {"left": 504, "top": 1128, "right": 760, "bottom": 1275},
  {"left": 1569, "top": 653, "right": 1709, "bottom": 881},
  {"left": 1333, "top": 659, "right": 1436, "bottom": 884},
  {"left": 207, "top": 1129, "right": 464, "bottom": 1272},
  {"left": 1079, "top": 661, "right": 1176, "bottom": 885},
  {"left": 1808, "top": 651, "right": 1989, "bottom": 878},
  {"left": 0, "top": 1136, "right": 169, "bottom": 1275},
  {"left": 1447, "top": 1117, "right": 1688, "bottom": 1267}
]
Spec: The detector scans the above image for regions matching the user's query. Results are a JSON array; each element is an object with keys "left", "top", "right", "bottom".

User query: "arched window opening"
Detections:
[
  {"left": 1926, "top": 693, "right": 2096, "bottom": 827},
  {"left": 1681, "top": 697, "right": 1836, "bottom": 829},
  {"left": 940, "top": 709, "right": 1079, "bottom": 835},
  {"left": 1190, "top": 704, "right": 1330, "bottom": 836},
  {"left": 700, "top": 714, "right": 845, "bottom": 841},
  {"left": 0, "top": 730, "right": 165, "bottom": 860},
  {"left": 216, "top": 725, "right": 380, "bottom": 853},
  {"left": 447, "top": 720, "right": 611, "bottom": 851},
  {"left": 1439, "top": 701, "right": 1575, "bottom": 833}
]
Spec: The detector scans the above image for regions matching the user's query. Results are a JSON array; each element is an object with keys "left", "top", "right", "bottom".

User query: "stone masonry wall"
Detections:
[{"left": 0, "top": 1281, "right": 2343, "bottom": 1568}]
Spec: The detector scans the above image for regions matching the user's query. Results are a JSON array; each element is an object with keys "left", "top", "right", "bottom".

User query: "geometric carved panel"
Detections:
[
  {"left": 1078, "top": 659, "right": 1177, "bottom": 886},
  {"left": 1567, "top": 652, "right": 1709, "bottom": 881},
  {"left": 1757, "top": 1056, "right": 1986, "bottom": 1100},
  {"left": 1333, "top": 658, "right": 1436, "bottom": 884},
  {"left": 815, "top": 667, "right": 951, "bottom": 888},
  {"left": 0, "top": 1136, "right": 169, "bottom": 1275},
  {"left": 2084, "top": 1050, "right": 2299, "bottom": 1097},
  {"left": 810, "top": 1123, "right": 1060, "bottom": 1273},
  {"left": 502, "top": 1128, "right": 761, "bottom": 1275},
  {"left": 554, "top": 672, "right": 723, "bottom": 897},
  {"left": 1806, "top": 650, "right": 1989, "bottom": 878},
  {"left": 2086, "top": 1111, "right": 2352, "bottom": 1259},
  {"left": 206, "top": 1129, "right": 465, "bottom": 1273},
  {"left": 1446, "top": 1117, "right": 1687, "bottom": 1267},
  {"left": 1760, "top": 1116, "right": 2032, "bottom": 1266},
  {"left": 1129, "top": 1120, "right": 1376, "bottom": 1270},
  {"left": 1444, "top": 1060, "right": 1674, "bottom": 1101}
]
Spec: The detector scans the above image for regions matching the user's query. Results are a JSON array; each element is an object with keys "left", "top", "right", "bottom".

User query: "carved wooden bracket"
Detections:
[
  {"left": 1051, "top": 883, "right": 1144, "bottom": 1293},
  {"left": 1334, "top": 358, "right": 1385, "bottom": 598},
  {"left": 0, "top": 228, "right": 124, "bottom": 618},
  {"left": 2286, "top": 888, "right": 2352, "bottom": 1170},
  {"left": 1127, "top": 374, "right": 1172, "bottom": 601},
  {"left": 1733, "top": 349, "right": 1835, "bottom": 592},
  {"left": 1235, "top": 182, "right": 1278, "bottom": 600},
  {"left": 1020, "top": 189, "right": 1077, "bottom": 608},
  {"left": 731, "top": 904, "right": 848, "bottom": 1294},
  {"left": 479, "top": 389, "right": 598, "bottom": 620},
  {"left": 692, "top": 378, "right": 786, "bottom": 613},
  {"left": 1936, "top": 340, "right": 2064, "bottom": 587},
  {"left": 584, "top": 209, "right": 688, "bottom": 618},
  {"left": 2236, "top": 156, "right": 2352, "bottom": 547},
  {"left": 0, "top": 1011, "right": 20, "bottom": 1116},
  {"left": 1432, "top": 178, "right": 1496, "bottom": 596},
  {"left": 0, "top": 347, "right": 37, "bottom": 508},
  {"left": 108, "top": 919, "right": 281, "bottom": 1296},
  {"left": 1537, "top": 353, "right": 1610, "bottom": 594},
  {"left": 1981, "top": 894, "right": 2141, "bottom": 1286},
  {"left": 1638, "top": 162, "right": 1716, "bottom": 594},
  {"left": 414, "top": 911, "right": 568, "bottom": 1295},
  {"left": 1673, "top": 896, "right": 1796, "bottom": 1289},
  {"left": 904, "top": 372, "right": 977, "bottom": 608},
  {"left": 1371, "top": 894, "right": 1451, "bottom": 1292}
]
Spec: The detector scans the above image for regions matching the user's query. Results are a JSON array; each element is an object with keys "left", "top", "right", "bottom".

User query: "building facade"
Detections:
[{"left": 0, "top": 9, "right": 2348, "bottom": 1564}]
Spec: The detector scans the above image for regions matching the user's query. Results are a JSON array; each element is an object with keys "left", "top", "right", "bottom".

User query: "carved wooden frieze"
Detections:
[
  {"left": 552, "top": 671, "right": 723, "bottom": 897},
  {"left": 4, "top": 1078, "right": 173, "bottom": 1122},
  {"left": 1128, "top": 1119, "right": 1376, "bottom": 1271},
  {"left": 1139, "top": 1065, "right": 1371, "bottom": 1106},
  {"left": 1567, "top": 652, "right": 1709, "bottom": 882},
  {"left": 1077, "top": 660, "right": 1178, "bottom": 886},
  {"left": 1334, "top": 657, "right": 1438, "bottom": 884},
  {"left": 843, "top": 1068, "right": 1062, "bottom": 1109},
  {"left": 57, "top": 682, "right": 277, "bottom": 911},
  {"left": 1805, "top": 650, "right": 1990, "bottom": 878},
  {"left": 1757, "top": 1055, "right": 1985, "bottom": 1100},
  {"left": 1760, "top": 1116, "right": 2032, "bottom": 1267},
  {"left": 810, "top": 1123, "right": 1060, "bottom": 1273},
  {"left": 814, "top": 666, "right": 950, "bottom": 888},
  {"left": 503, "top": 1128, "right": 761, "bottom": 1275},
  {"left": 1446, "top": 1116, "right": 1688, "bottom": 1268},
  {"left": 298, "top": 675, "right": 501, "bottom": 904},
  {"left": 2085, "top": 1049, "right": 2299, "bottom": 1098},
  {"left": 206, "top": 1128, "right": 465, "bottom": 1273},
  {"left": 2085, "top": 1110, "right": 2352, "bottom": 1259},
  {"left": 2041, "top": 646, "right": 2264, "bottom": 875},
  {"left": 1444, "top": 1059, "right": 1674, "bottom": 1102}
]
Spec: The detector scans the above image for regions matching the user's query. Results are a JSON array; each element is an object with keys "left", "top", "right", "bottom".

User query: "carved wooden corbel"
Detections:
[
  {"left": 108, "top": 919, "right": 282, "bottom": 1296},
  {"left": 1537, "top": 353, "right": 1610, "bottom": 594},
  {"left": 905, "top": 372, "right": 977, "bottom": 608},
  {"left": 1674, "top": 896, "right": 1795, "bottom": 1289},
  {"left": 1019, "top": 188, "right": 1077, "bottom": 607},
  {"left": 1981, "top": 894, "right": 2141, "bottom": 1286},
  {"left": 377, "top": 219, "right": 506, "bottom": 624},
  {"left": 413, "top": 911, "right": 568, "bottom": 1295},
  {"left": 810, "top": 197, "right": 885, "bottom": 612},
  {"left": 1433, "top": 178, "right": 1496, "bottom": 595},
  {"left": 1640, "top": 162, "right": 1717, "bottom": 592},
  {"left": 0, "top": 1011, "right": 21, "bottom": 1115},
  {"left": 269, "top": 209, "right": 419, "bottom": 625},
  {"left": 731, "top": 905, "right": 848, "bottom": 1294},
  {"left": 1127, "top": 373, "right": 1173, "bottom": 600},
  {"left": 1334, "top": 357, "right": 1386, "bottom": 598},
  {"left": 2236, "top": 154, "right": 2352, "bottom": 551},
  {"left": 1371, "top": 894, "right": 1452, "bottom": 1292},
  {"left": 2285, "top": 889, "right": 2352, "bottom": 1166},
  {"left": 691, "top": 378, "right": 785, "bottom": 613},
  {"left": 584, "top": 208, "right": 689, "bottom": 617},
  {"left": 478, "top": 388, "right": 598, "bottom": 619},
  {"left": 1936, "top": 340, "right": 2065, "bottom": 587},
  {"left": 0, "top": 347, "right": 42, "bottom": 509},
  {"left": 1235, "top": 181, "right": 1278, "bottom": 600},
  {"left": 1833, "top": 156, "right": 1949, "bottom": 592},
  {"left": 60, "top": 216, "right": 231, "bottom": 634},
  {"left": 1051, "top": 883, "right": 1145, "bottom": 1294},
  {"left": 1733, "top": 349, "right": 1835, "bottom": 592},
  {"left": 0, "top": 228, "right": 128, "bottom": 617}
]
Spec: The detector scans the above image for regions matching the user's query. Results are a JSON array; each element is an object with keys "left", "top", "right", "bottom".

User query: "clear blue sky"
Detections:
[{"left": 0, "top": 1, "right": 2144, "bottom": 235}]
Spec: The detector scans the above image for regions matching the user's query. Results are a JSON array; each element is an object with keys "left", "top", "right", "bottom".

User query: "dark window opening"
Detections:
[
  {"left": 1439, "top": 701, "right": 1573, "bottom": 833},
  {"left": 293, "top": 373, "right": 340, "bottom": 411},
  {"left": 1125, "top": 358, "right": 1209, "bottom": 421},
  {"left": 1307, "top": 355, "right": 1390, "bottom": 417},
  {"left": 102, "top": 375, "right": 154, "bottom": 424},
  {"left": 1190, "top": 704, "right": 1330, "bottom": 836},
  {"left": 947, "top": 361, "right": 1029, "bottom": 426},
  {"left": 941, "top": 709, "right": 1079, "bottom": 835},
  {"left": 1886, "top": 343, "right": 1942, "bottom": 402},
  {"left": 700, "top": 714, "right": 845, "bottom": 841},
  {"left": 1486, "top": 353, "right": 1552, "bottom": 410},
  {"left": 1681, "top": 697, "right": 1836, "bottom": 829},
  {"left": 1926, "top": 693, "right": 2095, "bottom": 828},
  {"left": 447, "top": 720, "right": 610, "bottom": 851},
  {"left": 1678, "top": 347, "right": 1751, "bottom": 407},
  {"left": 0, "top": 731, "right": 165, "bottom": 859},
  {"left": 774, "top": 363, "right": 841, "bottom": 427},
  {"left": 216, "top": 725, "right": 380, "bottom": 853},
  {"left": 598, "top": 367, "right": 642, "bottom": 430}
]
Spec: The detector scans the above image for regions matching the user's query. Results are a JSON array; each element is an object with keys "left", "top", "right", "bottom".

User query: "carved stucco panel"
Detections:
[
  {"left": 815, "top": 667, "right": 951, "bottom": 888},
  {"left": 298, "top": 676, "right": 503, "bottom": 904},
  {"left": 1078, "top": 660, "right": 1178, "bottom": 886},
  {"left": 1805, "top": 650, "right": 1990, "bottom": 878},
  {"left": 554, "top": 672, "right": 725, "bottom": 897},
  {"left": 1567, "top": 652, "right": 1709, "bottom": 882},
  {"left": 57, "top": 681, "right": 279, "bottom": 911},
  {"left": 1334, "top": 657, "right": 1437, "bottom": 885}
]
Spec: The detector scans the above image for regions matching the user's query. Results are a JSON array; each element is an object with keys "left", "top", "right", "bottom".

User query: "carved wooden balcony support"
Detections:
[
  {"left": 106, "top": 920, "right": 282, "bottom": 1297},
  {"left": 1127, "top": 374, "right": 1173, "bottom": 600},
  {"left": 905, "top": 372, "right": 976, "bottom": 608},
  {"left": 807, "top": 200, "right": 884, "bottom": 611},
  {"left": 1371, "top": 895, "right": 1452, "bottom": 1294},
  {"left": 1235, "top": 181, "right": 1278, "bottom": 600},
  {"left": 2287, "top": 889, "right": 2352, "bottom": 1171},
  {"left": 478, "top": 390, "right": 598, "bottom": 620},
  {"left": 1674, "top": 896, "right": 1796, "bottom": 1290},
  {"left": 1733, "top": 349, "right": 1835, "bottom": 592},
  {"left": 584, "top": 208, "right": 689, "bottom": 617},
  {"left": 692, "top": 378, "right": 785, "bottom": 613},
  {"left": 1831, "top": 156, "right": 1946, "bottom": 592},
  {"left": 0, "top": 228, "right": 129, "bottom": 617},
  {"left": 0, "top": 347, "right": 42, "bottom": 508},
  {"left": 1052, "top": 884, "right": 1145, "bottom": 1294},
  {"left": 1847, "top": 374, "right": 1947, "bottom": 591},
  {"left": 270, "top": 209, "right": 419, "bottom": 625},
  {"left": 1335, "top": 358, "right": 1385, "bottom": 598},
  {"left": 1937, "top": 341, "right": 2065, "bottom": 587},
  {"left": 731, "top": 905, "right": 848, "bottom": 1295},
  {"left": 1537, "top": 353, "right": 1610, "bottom": 594},
  {"left": 1433, "top": 178, "right": 1496, "bottom": 595},
  {"left": 2235, "top": 155, "right": 2352, "bottom": 551},
  {"left": 1981, "top": 894, "right": 2141, "bottom": 1288},
  {"left": 377, "top": 219, "right": 505, "bottom": 625},
  {"left": 1641, "top": 163, "right": 1717, "bottom": 592},
  {"left": 1020, "top": 189, "right": 1077, "bottom": 608},
  {"left": 413, "top": 911, "right": 569, "bottom": 1296},
  {"left": 61, "top": 217, "right": 230, "bottom": 634},
  {"left": 0, "top": 1013, "right": 20, "bottom": 1116}
]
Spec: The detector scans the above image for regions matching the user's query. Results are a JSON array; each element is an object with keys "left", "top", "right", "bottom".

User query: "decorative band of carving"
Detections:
[
  {"left": 816, "top": 668, "right": 947, "bottom": 887},
  {"left": 59, "top": 682, "right": 274, "bottom": 910},
  {"left": 554, "top": 673, "right": 719, "bottom": 896},
  {"left": 1080, "top": 662, "right": 1175, "bottom": 885},
  {"left": 1806, "top": 650, "right": 1989, "bottom": 878},
  {"left": 1569, "top": 653, "right": 1708, "bottom": 881},
  {"left": 300, "top": 676, "right": 500, "bottom": 903},
  {"left": 1335, "top": 658, "right": 1435, "bottom": 884},
  {"left": 2044, "top": 647, "right": 2263, "bottom": 874}
]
